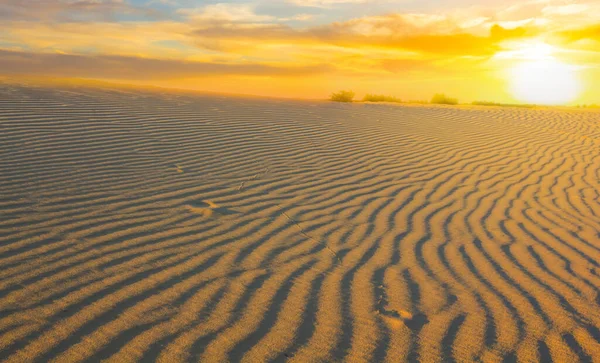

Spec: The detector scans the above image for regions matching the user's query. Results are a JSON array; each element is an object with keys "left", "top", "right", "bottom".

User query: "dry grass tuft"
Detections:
[
  {"left": 330, "top": 90, "right": 355, "bottom": 103},
  {"left": 363, "top": 94, "right": 401, "bottom": 103},
  {"left": 431, "top": 93, "right": 458, "bottom": 105}
]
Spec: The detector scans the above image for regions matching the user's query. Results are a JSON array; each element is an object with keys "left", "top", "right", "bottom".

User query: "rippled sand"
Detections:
[{"left": 1, "top": 81, "right": 599, "bottom": 362}]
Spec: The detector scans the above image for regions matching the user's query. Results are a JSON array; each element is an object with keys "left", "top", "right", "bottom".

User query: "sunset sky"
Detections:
[{"left": 2, "top": 0, "right": 600, "bottom": 104}]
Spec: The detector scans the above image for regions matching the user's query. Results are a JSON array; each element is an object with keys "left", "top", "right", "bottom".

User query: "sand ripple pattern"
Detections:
[{"left": 1, "top": 82, "right": 599, "bottom": 362}]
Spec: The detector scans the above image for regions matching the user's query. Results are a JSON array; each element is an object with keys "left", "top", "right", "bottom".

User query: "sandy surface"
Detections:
[{"left": 0, "top": 81, "right": 599, "bottom": 362}]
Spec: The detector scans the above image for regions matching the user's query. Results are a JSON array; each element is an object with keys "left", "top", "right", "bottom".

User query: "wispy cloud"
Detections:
[
  {"left": 178, "top": 4, "right": 276, "bottom": 23},
  {"left": 288, "top": 0, "right": 370, "bottom": 8},
  {"left": 0, "top": 49, "right": 333, "bottom": 78},
  {"left": 0, "top": 0, "right": 599, "bottom": 100},
  {"left": 0, "top": 0, "right": 159, "bottom": 22}
]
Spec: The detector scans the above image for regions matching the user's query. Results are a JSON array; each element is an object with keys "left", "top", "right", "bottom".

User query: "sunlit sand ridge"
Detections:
[{"left": 0, "top": 81, "right": 599, "bottom": 362}]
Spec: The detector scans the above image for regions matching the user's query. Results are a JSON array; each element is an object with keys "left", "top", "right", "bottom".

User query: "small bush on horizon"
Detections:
[
  {"left": 330, "top": 90, "right": 355, "bottom": 102},
  {"left": 431, "top": 93, "right": 458, "bottom": 105},
  {"left": 363, "top": 94, "right": 402, "bottom": 103}
]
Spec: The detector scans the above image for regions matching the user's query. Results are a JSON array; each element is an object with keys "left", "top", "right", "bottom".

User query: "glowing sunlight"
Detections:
[{"left": 499, "top": 42, "right": 582, "bottom": 105}]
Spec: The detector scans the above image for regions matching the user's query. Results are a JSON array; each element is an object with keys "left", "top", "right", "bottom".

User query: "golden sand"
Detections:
[{"left": 0, "top": 80, "right": 599, "bottom": 362}]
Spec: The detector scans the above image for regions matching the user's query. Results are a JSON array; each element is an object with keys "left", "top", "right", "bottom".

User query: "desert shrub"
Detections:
[
  {"left": 330, "top": 90, "right": 355, "bottom": 102},
  {"left": 431, "top": 93, "right": 458, "bottom": 105},
  {"left": 363, "top": 94, "right": 401, "bottom": 103}
]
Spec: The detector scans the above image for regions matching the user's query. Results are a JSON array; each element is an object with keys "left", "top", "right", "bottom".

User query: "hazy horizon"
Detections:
[{"left": 1, "top": 0, "right": 600, "bottom": 105}]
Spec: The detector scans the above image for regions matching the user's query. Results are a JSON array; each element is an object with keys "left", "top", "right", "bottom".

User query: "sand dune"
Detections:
[{"left": 0, "top": 80, "right": 599, "bottom": 362}]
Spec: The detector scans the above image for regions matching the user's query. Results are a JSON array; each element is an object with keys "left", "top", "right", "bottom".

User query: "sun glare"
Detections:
[{"left": 500, "top": 42, "right": 581, "bottom": 105}]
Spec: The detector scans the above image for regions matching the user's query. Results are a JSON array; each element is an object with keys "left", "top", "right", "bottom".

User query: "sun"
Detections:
[
  {"left": 497, "top": 42, "right": 582, "bottom": 105},
  {"left": 510, "top": 59, "right": 581, "bottom": 105}
]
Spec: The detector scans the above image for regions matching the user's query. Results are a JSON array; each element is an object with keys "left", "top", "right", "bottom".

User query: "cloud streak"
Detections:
[
  {"left": 0, "top": 0, "right": 599, "bottom": 101},
  {"left": 0, "top": 49, "right": 333, "bottom": 79},
  {"left": 0, "top": 0, "right": 159, "bottom": 22}
]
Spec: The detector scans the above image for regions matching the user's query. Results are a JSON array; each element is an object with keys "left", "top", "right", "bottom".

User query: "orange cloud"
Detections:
[
  {"left": 0, "top": 49, "right": 333, "bottom": 79},
  {"left": 557, "top": 25, "right": 600, "bottom": 43},
  {"left": 0, "top": 0, "right": 158, "bottom": 22},
  {"left": 1, "top": 1, "right": 599, "bottom": 102}
]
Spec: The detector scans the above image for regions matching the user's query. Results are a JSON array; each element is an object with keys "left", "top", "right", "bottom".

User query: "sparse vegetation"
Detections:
[
  {"left": 363, "top": 94, "right": 402, "bottom": 103},
  {"left": 473, "top": 101, "right": 536, "bottom": 108},
  {"left": 329, "top": 90, "right": 595, "bottom": 109},
  {"left": 330, "top": 90, "right": 355, "bottom": 103},
  {"left": 431, "top": 93, "right": 458, "bottom": 105}
]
